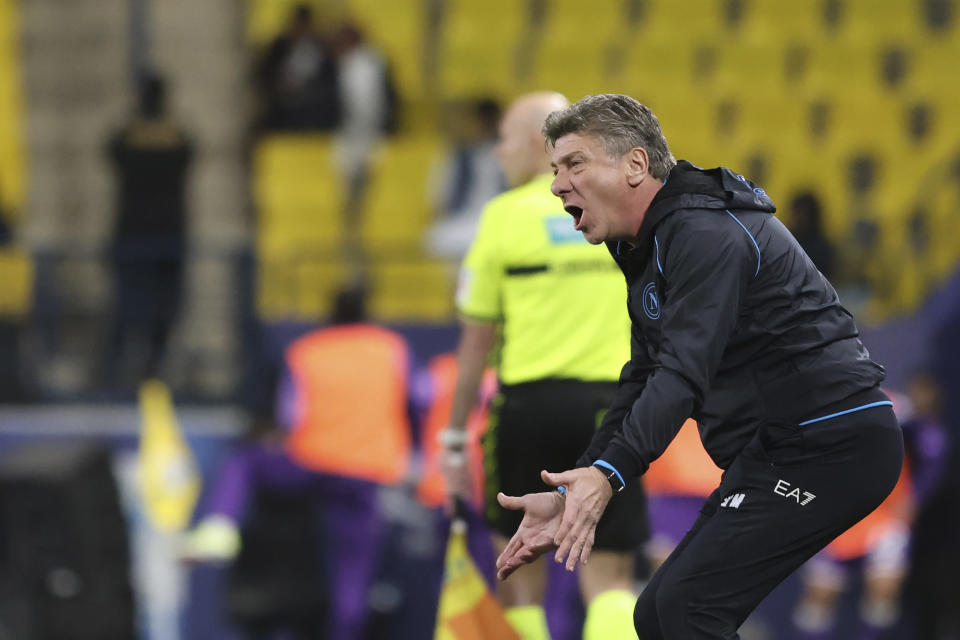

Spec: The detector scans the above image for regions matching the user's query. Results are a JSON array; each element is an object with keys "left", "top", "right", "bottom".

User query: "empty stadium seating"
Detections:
[{"left": 246, "top": 0, "right": 960, "bottom": 323}]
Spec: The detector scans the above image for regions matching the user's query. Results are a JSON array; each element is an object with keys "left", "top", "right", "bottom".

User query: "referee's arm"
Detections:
[{"left": 448, "top": 317, "right": 497, "bottom": 432}]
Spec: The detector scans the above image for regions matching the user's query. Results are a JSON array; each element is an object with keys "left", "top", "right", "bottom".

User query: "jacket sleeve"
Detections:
[
  {"left": 576, "top": 325, "right": 655, "bottom": 467},
  {"left": 594, "top": 213, "right": 756, "bottom": 480}
]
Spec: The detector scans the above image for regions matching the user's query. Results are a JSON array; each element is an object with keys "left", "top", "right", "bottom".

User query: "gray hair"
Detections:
[{"left": 542, "top": 94, "right": 676, "bottom": 180}]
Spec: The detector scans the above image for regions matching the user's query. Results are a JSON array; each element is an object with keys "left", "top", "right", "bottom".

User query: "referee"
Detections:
[{"left": 441, "top": 92, "right": 647, "bottom": 640}]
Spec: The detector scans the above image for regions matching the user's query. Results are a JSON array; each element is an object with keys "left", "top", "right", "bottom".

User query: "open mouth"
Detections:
[{"left": 564, "top": 204, "right": 583, "bottom": 229}]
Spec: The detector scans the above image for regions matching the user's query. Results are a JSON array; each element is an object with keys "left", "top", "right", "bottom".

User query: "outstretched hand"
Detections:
[
  {"left": 494, "top": 489, "right": 564, "bottom": 581},
  {"left": 541, "top": 466, "right": 612, "bottom": 571}
]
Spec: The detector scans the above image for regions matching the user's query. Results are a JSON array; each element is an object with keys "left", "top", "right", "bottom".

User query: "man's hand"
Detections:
[
  {"left": 541, "top": 466, "right": 613, "bottom": 571},
  {"left": 494, "top": 489, "right": 565, "bottom": 581}
]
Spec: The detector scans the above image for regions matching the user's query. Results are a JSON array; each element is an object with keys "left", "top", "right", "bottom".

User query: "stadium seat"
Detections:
[
  {"left": 0, "top": 0, "right": 25, "bottom": 212},
  {"left": 257, "top": 254, "right": 350, "bottom": 321},
  {"left": 645, "top": 95, "right": 715, "bottom": 165},
  {"left": 801, "top": 41, "right": 883, "bottom": 98},
  {"left": 528, "top": 39, "right": 612, "bottom": 102},
  {"left": 620, "top": 39, "right": 708, "bottom": 103},
  {"left": 737, "top": 0, "right": 829, "bottom": 44},
  {"left": 254, "top": 135, "right": 344, "bottom": 255},
  {"left": 710, "top": 41, "right": 792, "bottom": 96},
  {"left": 531, "top": 0, "right": 626, "bottom": 98},
  {"left": 240, "top": 0, "right": 960, "bottom": 323},
  {"left": 0, "top": 248, "right": 33, "bottom": 317},
  {"left": 637, "top": 0, "right": 726, "bottom": 46},
  {"left": 246, "top": 0, "right": 326, "bottom": 46},
  {"left": 253, "top": 135, "right": 347, "bottom": 320},
  {"left": 437, "top": 0, "right": 526, "bottom": 100},
  {"left": 360, "top": 135, "right": 442, "bottom": 254},
  {"left": 343, "top": 0, "right": 426, "bottom": 101},
  {"left": 368, "top": 257, "right": 455, "bottom": 322},
  {"left": 539, "top": 0, "right": 623, "bottom": 40},
  {"left": 841, "top": 0, "right": 924, "bottom": 45}
]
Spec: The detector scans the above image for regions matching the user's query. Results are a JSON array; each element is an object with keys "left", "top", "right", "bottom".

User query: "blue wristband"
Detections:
[{"left": 593, "top": 459, "right": 626, "bottom": 493}]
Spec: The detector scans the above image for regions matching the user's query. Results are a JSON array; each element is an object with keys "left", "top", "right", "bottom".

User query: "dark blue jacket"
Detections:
[{"left": 580, "top": 161, "right": 884, "bottom": 476}]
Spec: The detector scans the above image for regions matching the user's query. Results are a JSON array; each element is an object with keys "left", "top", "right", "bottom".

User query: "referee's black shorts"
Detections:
[{"left": 482, "top": 378, "right": 648, "bottom": 551}]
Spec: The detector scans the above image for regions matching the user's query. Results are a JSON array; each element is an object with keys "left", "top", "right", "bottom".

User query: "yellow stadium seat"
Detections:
[
  {"left": 905, "top": 39, "right": 960, "bottom": 97},
  {"left": 293, "top": 258, "right": 351, "bottom": 319},
  {"left": 645, "top": 94, "right": 714, "bottom": 164},
  {"left": 253, "top": 135, "right": 344, "bottom": 255},
  {"left": 637, "top": 0, "right": 726, "bottom": 46},
  {"left": 802, "top": 41, "right": 906, "bottom": 102},
  {"left": 0, "top": 0, "right": 25, "bottom": 213},
  {"left": 344, "top": 0, "right": 426, "bottom": 101},
  {"left": 246, "top": 0, "right": 329, "bottom": 47},
  {"left": 539, "top": 0, "right": 623, "bottom": 40},
  {"left": 710, "top": 42, "right": 791, "bottom": 96},
  {"left": 0, "top": 248, "right": 33, "bottom": 317},
  {"left": 841, "top": 0, "right": 924, "bottom": 45},
  {"left": 531, "top": 0, "right": 625, "bottom": 97},
  {"left": 619, "top": 40, "right": 707, "bottom": 102},
  {"left": 360, "top": 135, "right": 443, "bottom": 253},
  {"left": 734, "top": 95, "right": 808, "bottom": 152},
  {"left": 257, "top": 255, "right": 350, "bottom": 321},
  {"left": 438, "top": 0, "right": 526, "bottom": 100},
  {"left": 369, "top": 257, "right": 455, "bottom": 322},
  {"left": 738, "top": 0, "right": 829, "bottom": 44},
  {"left": 527, "top": 40, "right": 610, "bottom": 102}
]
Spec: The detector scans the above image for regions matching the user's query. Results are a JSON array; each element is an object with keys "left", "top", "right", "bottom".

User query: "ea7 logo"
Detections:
[
  {"left": 720, "top": 493, "right": 745, "bottom": 509},
  {"left": 774, "top": 479, "right": 816, "bottom": 505}
]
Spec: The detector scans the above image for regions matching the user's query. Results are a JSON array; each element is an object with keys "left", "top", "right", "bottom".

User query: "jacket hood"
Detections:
[{"left": 637, "top": 160, "right": 777, "bottom": 243}]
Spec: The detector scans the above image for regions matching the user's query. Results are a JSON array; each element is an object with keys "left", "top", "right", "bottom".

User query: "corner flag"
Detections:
[
  {"left": 434, "top": 518, "right": 520, "bottom": 640},
  {"left": 137, "top": 379, "right": 200, "bottom": 533}
]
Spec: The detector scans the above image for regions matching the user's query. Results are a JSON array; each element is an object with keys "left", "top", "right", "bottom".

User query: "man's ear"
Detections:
[{"left": 625, "top": 147, "right": 650, "bottom": 188}]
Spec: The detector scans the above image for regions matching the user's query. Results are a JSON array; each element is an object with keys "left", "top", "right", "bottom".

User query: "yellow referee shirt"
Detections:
[{"left": 456, "top": 174, "right": 629, "bottom": 385}]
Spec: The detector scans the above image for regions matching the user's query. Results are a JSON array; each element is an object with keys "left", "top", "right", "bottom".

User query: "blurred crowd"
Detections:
[{"left": 172, "top": 283, "right": 959, "bottom": 640}]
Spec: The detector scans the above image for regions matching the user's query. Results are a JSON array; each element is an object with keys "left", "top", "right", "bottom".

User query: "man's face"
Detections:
[
  {"left": 550, "top": 133, "right": 633, "bottom": 245},
  {"left": 494, "top": 107, "right": 535, "bottom": 188}
]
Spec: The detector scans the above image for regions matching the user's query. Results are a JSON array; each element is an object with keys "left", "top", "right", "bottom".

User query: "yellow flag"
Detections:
[
  {"left": 435, "top": 520, "right": 520, "bottom": 640},
  {"left": 137, "top": 379, "right": 201, "bottom": 533}
]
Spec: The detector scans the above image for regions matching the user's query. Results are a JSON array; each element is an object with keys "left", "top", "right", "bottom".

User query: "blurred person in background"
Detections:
[
  {"left": 105, "top": 70, "right": 193, "bottom": 389},
  {"left": 330, "top": 20, "right": 394, "bottom": 237},
  {"left": 0, "top": 182, "right": 26, "bottom": 403},
  {"left": 183, "top": 284, "right": 424, "bottom": 639},
  {"left": 416, "top": 349, "right": 498, "bottom": 547},
  {"left": 256, "top": 3, "right": 340, "bottom": 132},
  {"left": 792, "top": 372, "right": 950, "bottom": 640},
  {"left": 640, "top": 419, "right": 722, "bottom": 575},
  {"left": 442, "top": 91, "right": 648, "bottom": 640},
  {"left": 494, "top": 94, "right": 902, "bottom": 640},
  {"left": 425, "top": 97, "right": 508, "bottom": 260},
  {"left": 787, "top": 191, "right": 836, "bottom": 282}
]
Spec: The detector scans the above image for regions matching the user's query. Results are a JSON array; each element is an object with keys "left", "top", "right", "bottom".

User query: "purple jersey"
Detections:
[{"left": 902, "top": 415, "right": 949, "bottom": 506}]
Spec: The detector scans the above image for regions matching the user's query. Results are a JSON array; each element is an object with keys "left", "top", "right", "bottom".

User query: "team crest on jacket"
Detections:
[{"left": 642, "top": 282, "right": 660, "bottom": 320}]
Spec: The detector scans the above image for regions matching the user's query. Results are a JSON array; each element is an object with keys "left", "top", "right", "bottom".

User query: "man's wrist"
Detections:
[
  {"left": 438, "top": 426, "right": 469, "bottom": 450},
  {"left": 592, "top": 460, "right": 626, "bottom": 494}
]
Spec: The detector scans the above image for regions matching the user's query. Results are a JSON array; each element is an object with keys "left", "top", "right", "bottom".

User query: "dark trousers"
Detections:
[{"left": 634, "top": 401, "right": 903, "bottom": 639}]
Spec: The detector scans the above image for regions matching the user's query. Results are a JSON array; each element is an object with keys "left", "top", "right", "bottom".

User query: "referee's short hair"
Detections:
[{"left": 542, "top": 94, "right": 676, "bottom": 181}]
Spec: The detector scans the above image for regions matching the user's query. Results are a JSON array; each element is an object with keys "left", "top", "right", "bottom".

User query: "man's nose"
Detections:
[{"left": 551, "top": 173, "right": 568, "bottom": 197}]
